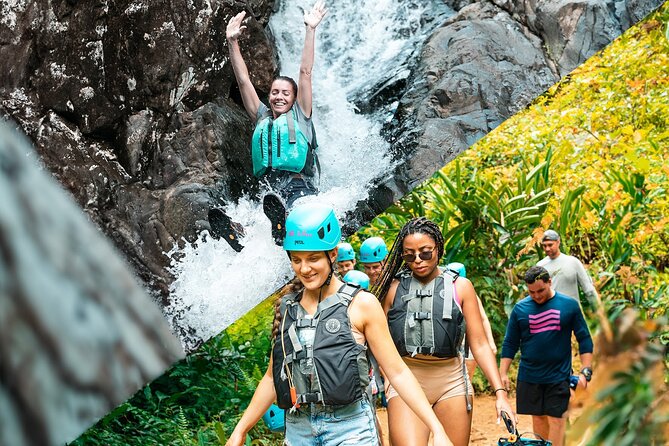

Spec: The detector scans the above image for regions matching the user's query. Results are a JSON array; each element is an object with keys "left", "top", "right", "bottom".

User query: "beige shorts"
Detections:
[{"left": 386, "top": 355, "right": 473, "bottom": 405}]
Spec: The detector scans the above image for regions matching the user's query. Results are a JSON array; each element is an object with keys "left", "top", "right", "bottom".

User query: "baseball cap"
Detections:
[{"left": 542, "top": 230, "right": 561, "bottom": 242}]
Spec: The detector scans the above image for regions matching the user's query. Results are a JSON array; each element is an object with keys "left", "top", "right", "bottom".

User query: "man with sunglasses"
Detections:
[{"left": 499, "top": 266, "right": 593, "bottom": 446}]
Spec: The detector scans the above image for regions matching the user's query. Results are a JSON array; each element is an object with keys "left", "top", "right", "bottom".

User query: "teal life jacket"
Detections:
[{"left": 251, "top": 107, "right": 316, "bottom": 178}]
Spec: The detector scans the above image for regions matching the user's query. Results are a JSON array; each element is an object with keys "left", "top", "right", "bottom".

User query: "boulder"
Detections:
[
  {"left": 360, "top": 0, "right": 663, "bottom": 212},
  {"left": 1, "top": 0, "right": 277, "bottom": 295}
]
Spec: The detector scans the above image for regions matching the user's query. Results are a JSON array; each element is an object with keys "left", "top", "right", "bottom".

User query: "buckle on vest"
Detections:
[
  {"left": 416, "top": 289, "right": 433, "bottom": 298},
  {"left": 413, "top": 311, "right": 432, "bottom": 320},
  {"left": 295, "top": 318, "right": 318, "bottom": 328},
  {"left": 286, "top": 348, "right": 313, "bottom": 364},
  {"left": 415, "top": 346, "right": 434, "bottom": 355},
  {"left": 297, "top": 392, "right": 323, "bottom": 405}
]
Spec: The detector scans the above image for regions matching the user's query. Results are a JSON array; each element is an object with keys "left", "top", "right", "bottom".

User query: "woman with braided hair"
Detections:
[
  {"left": 374, "top": 217, "right": 516, "bottom": 446},
  {"left": 226, "top": 204, "right": 455, "bottom": 446}
]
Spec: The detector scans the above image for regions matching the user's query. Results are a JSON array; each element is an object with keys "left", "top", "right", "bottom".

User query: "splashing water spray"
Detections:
[{"left": 165, "top": 0, "right": 453, "bottom": 350}]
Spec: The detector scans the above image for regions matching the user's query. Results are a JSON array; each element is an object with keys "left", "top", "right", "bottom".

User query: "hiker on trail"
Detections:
[
  {"left": 336, "top": 242, "right": 357, "bottom": 276},
  {"left": 446, "top": 262, "right": 498, "bottom": 384},
  {"left": 374, "top": 217, "right": 515, "bottom": 446},
  {"left": 499, "top": 265, "right": 593, "bottom": 446},
  {"left": 224, "top": 203, "right": 455, "bottom": 446},
  {"left": 537, "top": 229, "right": 599, "bottom": 305},
  {"left": 359, "top": 236, "right": 388, "bottom": 288},
  {"left": 209, "top": 1, "right": 326, "bottom": 250}
]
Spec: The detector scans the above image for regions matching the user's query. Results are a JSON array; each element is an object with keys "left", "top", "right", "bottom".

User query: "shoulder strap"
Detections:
[
  {"left": 256, "top": 106, "right": 273, "bottom": 125},
  {"left": 286, "top": 108, "right": 297, "bottom": 144},
  {"left": 439, "top": 266, "right": 459, "bottom": 282},
  {"left": 279, "top": 291, "right": 300, "bottom": 313},
  {"left": 440, "top": 273, "right": 454, "bottom": 320},
  {"left": 338, "top": 282, "right": 362, "bottom": 301}
]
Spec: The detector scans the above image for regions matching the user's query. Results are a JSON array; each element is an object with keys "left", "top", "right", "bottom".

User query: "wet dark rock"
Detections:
[
  {"left": 1, "top": 0, "right": 276, "bottom": 295},
  {"left": 361, "top": 0, "right": 663, "bottom": 214},
  {"left": 491, "top": 0, "right": 663, "bottom": 74}
]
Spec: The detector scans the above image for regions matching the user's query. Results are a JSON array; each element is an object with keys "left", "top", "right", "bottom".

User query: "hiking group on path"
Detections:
[{"left": 223, "top": 201, "right": 594, "bottom": 446}]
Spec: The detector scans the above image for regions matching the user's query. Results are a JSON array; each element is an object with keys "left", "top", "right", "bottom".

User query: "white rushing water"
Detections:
[{"left": 165, "top": 0, "right": 453, "bottom": 350}]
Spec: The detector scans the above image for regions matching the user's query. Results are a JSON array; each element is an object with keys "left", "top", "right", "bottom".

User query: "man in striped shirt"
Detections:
[{"left": 499, "top": 266, "right": 593, "bottom": 446}]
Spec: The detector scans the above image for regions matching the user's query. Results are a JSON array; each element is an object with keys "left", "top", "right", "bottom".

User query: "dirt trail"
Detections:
[{"left": 376, "top": 395, "right": 535, "bottom": 445}]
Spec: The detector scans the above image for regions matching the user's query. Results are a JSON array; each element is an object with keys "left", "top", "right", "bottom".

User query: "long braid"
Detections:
[
  {"left": 372, "top": 217, "right": 445, "bottom": 302},
  {"left": 271, "top": 277, "right": 303, "bottom": 340}
]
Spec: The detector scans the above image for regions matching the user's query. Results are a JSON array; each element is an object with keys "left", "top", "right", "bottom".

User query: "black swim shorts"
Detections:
[{"left": 516, "top": 380, "right": 570, "bottom": 418}]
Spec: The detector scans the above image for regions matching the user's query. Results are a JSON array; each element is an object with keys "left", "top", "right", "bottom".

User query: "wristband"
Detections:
[{"left": 494, "top": 388, "right": 507, "bottom": 394}]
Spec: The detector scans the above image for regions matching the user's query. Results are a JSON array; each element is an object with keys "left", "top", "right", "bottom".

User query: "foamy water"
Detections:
[{"left": 165, "top": 0, "right": 453, "bottom": 350}]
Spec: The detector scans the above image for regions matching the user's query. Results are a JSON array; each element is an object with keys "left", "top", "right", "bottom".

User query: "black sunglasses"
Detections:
[{"left": 401, "top": 249, "right": 435, "bottom": 263}]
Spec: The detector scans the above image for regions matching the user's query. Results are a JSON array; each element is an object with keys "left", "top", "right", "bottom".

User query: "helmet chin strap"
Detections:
[{"left": 318, "top": 254, "right": 335, "bottom": 303}]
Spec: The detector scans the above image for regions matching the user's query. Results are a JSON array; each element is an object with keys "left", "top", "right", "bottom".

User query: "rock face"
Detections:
[
  {"left": 0, "top": 0, "right": 663, "bottom": 295},
  {"left": 364, "top": 0, "right": 663, "bottom": 210},
  {"left": 0, "top": 122, "right": 184, "bottom": 446},
  {"left": 1, "top": 0, "right": 276, "bottom": 295}
]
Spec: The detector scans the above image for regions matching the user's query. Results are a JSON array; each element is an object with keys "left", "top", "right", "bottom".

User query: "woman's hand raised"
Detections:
[
  {"left": 304, "top": 1, "right": 327, "bottom": 29},
  {"left": 226, "top": 11, "right": 247, "bottom": 41}
]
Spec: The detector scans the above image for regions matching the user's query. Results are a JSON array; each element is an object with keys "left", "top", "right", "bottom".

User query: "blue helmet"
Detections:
[
  {"left": 283, "top": 203, "right": 341, "bottom": 252},
  {"left": 262, "top": 403, "right": 285, "bottom": 432},
  {"left": 359, "top": 237, "right": 388, "bottom": 263},
  {"left": 343, "top": 270, "right": 370, "bottom": 290},
  {"left": 336, "top": 242, "right": 356, "bottom": 261},
  {"left": 447, "top": 262, "right": 466, "bottom": 278}
]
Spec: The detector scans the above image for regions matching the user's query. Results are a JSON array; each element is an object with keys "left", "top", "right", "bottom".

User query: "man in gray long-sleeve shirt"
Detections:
[{"left": 537, "top": 230, "right": 598, "bottom": 304}]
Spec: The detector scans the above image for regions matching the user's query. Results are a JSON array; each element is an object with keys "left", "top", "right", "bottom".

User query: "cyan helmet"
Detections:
[
  {"left": 336, "top": 242, "right": 356, "bottom": 261},
  {"left": 283, "top": 203, "right": 341, "bottom": 251},
  {"left": 359, "top": 237, "right": 388, "bottom": 263},
  {"left": 343, "top": 270, "right": 370, "bottom": 290},
  {"left": 262, "top": 403, "right": 285, "bottom": 432},
  {"left": 447, "top": 262, "right": 466, "bottom": 278}
]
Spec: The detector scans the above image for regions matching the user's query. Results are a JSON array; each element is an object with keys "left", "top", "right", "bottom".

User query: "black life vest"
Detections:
[
  {"left": 272, "top": 283, "right": 370, "bottom": 409},
  {"left": 387, "top": 268, "right": 465, "bottom": 358}
]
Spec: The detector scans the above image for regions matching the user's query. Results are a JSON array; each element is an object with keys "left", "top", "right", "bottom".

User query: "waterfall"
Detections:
[{"left": 165, "top": 0, "right": 453, "bottom": 350}]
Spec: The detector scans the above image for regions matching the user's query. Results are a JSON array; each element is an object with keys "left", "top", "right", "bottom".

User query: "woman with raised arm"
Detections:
[
  {"left": 225, "top": 204, "right": 454, "bottom": 446},
  {"left": 211, "top": 2, "right": 326, "bottom": 250},
  {"left": 374, "top": 217, "right": 516, "bottom": 446}
]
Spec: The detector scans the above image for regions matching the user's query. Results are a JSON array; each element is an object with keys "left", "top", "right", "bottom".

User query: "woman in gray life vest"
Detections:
[
  {"left": 225, "top": 203, "right": 455, "bottom": 446},
  {"left": 210, "top": 2, "right": 325, "bottom": 251},
  {"left": 374, "top": 217, "right": 516, "bottom": 446}
]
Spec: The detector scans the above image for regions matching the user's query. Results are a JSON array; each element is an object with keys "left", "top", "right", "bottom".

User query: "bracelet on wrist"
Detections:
[{"left": 494, "top": 388, "right": 507, "bottom": 394}]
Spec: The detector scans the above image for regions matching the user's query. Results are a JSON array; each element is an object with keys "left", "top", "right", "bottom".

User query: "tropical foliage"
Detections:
[
  {"left": 71, "top": 297, "right": 281, "bottom": 446},
  {"left": 74, "top": 5, "right": 668, "bottom": 446}
]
